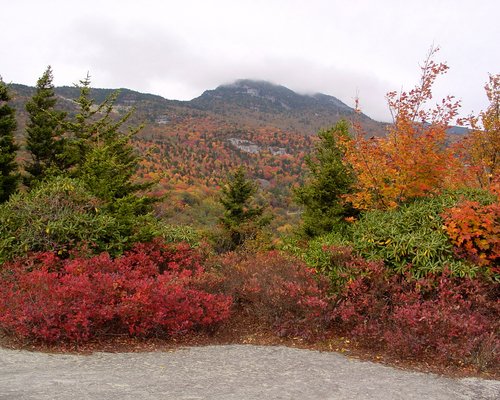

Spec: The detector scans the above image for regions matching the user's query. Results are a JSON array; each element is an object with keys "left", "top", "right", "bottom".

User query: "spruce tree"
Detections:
[
  {"left": 64, "top": 74, "right": 152, "bottom": 211},
  {"left": 64, "top": 73, "right": 95, "bottom": 170},
  {"left": 24, "top": 66, "right": 67, "bottom": 186},
  {"left": 0, "top": 78, "right": 20, "bottom": 203},
  {"left": 219, "top": 166, "right": 269, "bottom": 248},
  {"left": 294, "top": 120, "right": 356, "bottom": 237}
]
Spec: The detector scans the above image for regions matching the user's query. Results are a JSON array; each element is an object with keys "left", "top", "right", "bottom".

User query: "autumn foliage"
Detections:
[
  {"left": 443, "top": 200, "right": 500, "bottom": 274},
  {"left": 329, "top": 247, "right": 499, "bottom": 368},
  {"left": 215, "top": 250, "right": 331, "bottom": 340},
  {"left": 0, "top": 241, "right": 231, "bottom": 343},
  {"left": 344, "top": 48, "right": 465, "bottom": 210},
  {"left": 460, "top": 73, "right": 500, "bottom": 191}
]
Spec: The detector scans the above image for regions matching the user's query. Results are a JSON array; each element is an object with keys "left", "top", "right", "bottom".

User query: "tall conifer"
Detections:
[
  {"left": 65, "top": 74, "right": 152, "bottom": 212},
  {"left": 25, "top": 66, "right": 67, "bottom": 186},
  {"left": 294, "top": 120, "right": 356, "bottom": 237},
  {"left": 219, "top": 166, "right": 269, "bottom": 248}
]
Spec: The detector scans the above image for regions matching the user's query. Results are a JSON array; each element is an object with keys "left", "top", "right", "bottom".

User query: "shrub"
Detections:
[
  {"left": 0, "top": 176, "right": 160, "bottom": 262},
  {"left": 284, "top": 189, "right": 496, "bottom": 282},
  {"left": 0, "top": 241, "right": 231, "bottom": 343},
  {"left": 158, "top": 223, "right": 202, "bottom": 246},
  {"left": 442, "top": 200, "right": 500, "bottom": 278},
  {"left": 215, "top": 250, "right": 331, "bottom": 340},
  {"left": 297, "top": 231, "right": 353, "bottom": 288},
  {"left": 330, "top": 251, "right": 500, "bottom": 369},
  {"left": 350, "top": 194, "right": 488, "bottom": 278}
]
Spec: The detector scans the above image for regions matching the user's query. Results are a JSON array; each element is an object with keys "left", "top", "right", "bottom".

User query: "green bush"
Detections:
[
  {"left": 350, "top": 190, "right": 496, "bottom": 278},
  {"left": 157, "top": 223, "right": 201, "bottom": 246},
  {"left": 280, "top": 188, "right": 497, "bottom": 284},
  {"left": 279, "top": 231, "right": 353, "bottom": 287},
  {"left": 0, "top": 177, "right": 160, "bottom": 263}
]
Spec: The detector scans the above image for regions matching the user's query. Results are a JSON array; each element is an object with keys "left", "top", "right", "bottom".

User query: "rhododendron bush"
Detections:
[{"left": 0, "top": 241, "right": 231, "bottom": 343}]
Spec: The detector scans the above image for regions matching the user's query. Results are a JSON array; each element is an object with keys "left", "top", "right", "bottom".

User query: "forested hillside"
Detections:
[{"left": 8, "top": 79, "right": 386, "bottom": 229}]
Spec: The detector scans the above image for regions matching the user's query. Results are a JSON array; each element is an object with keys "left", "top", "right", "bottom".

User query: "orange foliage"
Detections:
[
  {"left": 442, "top": 200, "right": 500, "bottom": 274},
  {"left": 459, "top": 74, "right": 500, "bottom": 191},
  {"left": 344, "top": 48, "right": 466, "bottom": 210}
]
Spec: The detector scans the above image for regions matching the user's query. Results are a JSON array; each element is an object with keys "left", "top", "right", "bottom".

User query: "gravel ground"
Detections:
[{"left": 0, "top": 345, "right": 499, "bottom": 400}]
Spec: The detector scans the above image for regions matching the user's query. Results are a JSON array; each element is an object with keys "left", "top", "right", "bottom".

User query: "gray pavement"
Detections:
[{"left": 0, "top": 345, "right": 499, "bottom": 400}]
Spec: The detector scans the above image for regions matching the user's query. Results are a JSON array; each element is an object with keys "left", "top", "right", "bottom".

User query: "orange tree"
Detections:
[
  {"left": 460, "top": 74, "right": 500, "bottom": 192},
  {"left": 344, "top": 48, "right": 467, "bottom": 210}
]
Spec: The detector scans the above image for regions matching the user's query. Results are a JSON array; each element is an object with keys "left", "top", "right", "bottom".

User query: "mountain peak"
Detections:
[
  {"left": 192, "top": 79, "right": 353, "bottom": 115},
  {"left": 223, "top": 79, "right": 282, "bottom": 89}
]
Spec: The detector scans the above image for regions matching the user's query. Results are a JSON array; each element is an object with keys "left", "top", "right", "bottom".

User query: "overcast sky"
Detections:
[{"left": 2, "top": 0, "right": 499, "bottom": 121}]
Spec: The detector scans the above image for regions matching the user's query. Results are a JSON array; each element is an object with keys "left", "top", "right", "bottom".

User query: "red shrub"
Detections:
[
  {"left": 385, "top": 276, "right": 498, "bottom": 364},
  {"left": 0, "top": 241, "right": 231, "bottom": 343},
  {"left": 442, "top": 200, "right": 500, "bottom": 275},
  {"left": 216, "top": 250, "right": 331, "bottom": 340},
  {"left": 329, "top": 248, "right": 500, "bottom": 368}
]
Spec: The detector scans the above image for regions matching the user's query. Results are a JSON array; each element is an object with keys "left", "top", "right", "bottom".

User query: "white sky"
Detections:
[{"left": 2, "top": 0, "right": 499, "bottom": 121}]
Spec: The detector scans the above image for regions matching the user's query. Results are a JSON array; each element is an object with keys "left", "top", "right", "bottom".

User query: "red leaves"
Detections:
[
  {"left": 216, "top": 250, "right": 331, "bottom": 340},
  {"left": 0, "top": 241, "right": 231, "bottom": 343},
  {"left": 1, "top": 240, "right": 497, "bottom": 369},
  {"left": 330, "top": 254, "right": 499, "bottom": 367}
]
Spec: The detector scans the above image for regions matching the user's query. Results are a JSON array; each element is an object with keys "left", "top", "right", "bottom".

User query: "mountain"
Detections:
[
  {"left": 10, "top": 79, "right": 386, "bottom": 137},
  {"left": 191, "top": 79, "right": 352, "bottom": 113},
  {"left": 189, "top": 79, "right": 384, "bottom": 136}
]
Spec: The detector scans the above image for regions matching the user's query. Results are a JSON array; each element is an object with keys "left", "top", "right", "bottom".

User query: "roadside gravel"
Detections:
[{"left": 1, "top": 345, "right": 499, "bottom": 400}]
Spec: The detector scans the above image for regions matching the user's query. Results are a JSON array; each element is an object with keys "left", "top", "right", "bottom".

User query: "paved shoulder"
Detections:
[{"left": 0, "top": 345, "right": 498, "bottom": 400}]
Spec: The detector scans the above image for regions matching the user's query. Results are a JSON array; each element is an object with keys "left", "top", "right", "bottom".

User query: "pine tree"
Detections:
[
  {"left": 294, "top": 120, "right": 356, "bottom": 237},
  {"left": 219, "top": 166, "right": 269, "bottom": 248},
  {"left": 24, "top": 66, "right": 67, "bottom": 187},
  {"left": 0, "top": 78, "right": 20, "bottom": 203}
]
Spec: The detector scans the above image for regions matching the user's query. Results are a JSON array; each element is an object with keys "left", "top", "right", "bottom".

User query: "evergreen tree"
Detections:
[
  {"left": 0, "top": 78, "right": 20, "bottom": 203},
  {"left": 63, "top": 73, "right": 95, "bottom": 170},
  {"left": 294, "top": 120, "right": 356, "bottom": 237},
  {"left": 64, "top": 74, "right": 153, "bottom": 217},
  {"left": 219, "top": 166, "right": 269, "bottom": 248},
  {"left": 64, "top": 75, "right": 147, "bottom": 197},
  {"left": 24, "top": 66, "right": 67, "bottom": 187}
]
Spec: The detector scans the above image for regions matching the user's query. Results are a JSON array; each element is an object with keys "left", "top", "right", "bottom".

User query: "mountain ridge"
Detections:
[{"left": 9, "top": 79, "right": 385, "bottom": 136}]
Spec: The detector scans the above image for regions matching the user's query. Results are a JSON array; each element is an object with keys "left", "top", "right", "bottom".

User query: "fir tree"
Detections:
[
  {"left": 24, "top": 66, "right": 67, "bottom": 187},
  {"left": 64, "top": 73, "right": 94, "bottom": 170},
  {"left": 65, "top": 75, "right": 141, "bottom": 196},
  {"left": 64, "top": 74, "right": 153, "bottom": 212},
  {"left": 294, "top": 120, "right": 356, "bottom": 237},
  {"left": 219, "top": 166, "right": 269, "bottom": 248},
  {"left": 0, "top": 78, "right": 20, "bottom": 203}
]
